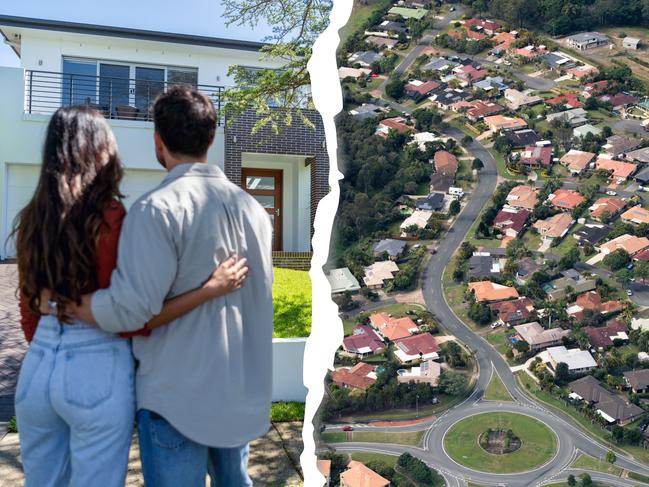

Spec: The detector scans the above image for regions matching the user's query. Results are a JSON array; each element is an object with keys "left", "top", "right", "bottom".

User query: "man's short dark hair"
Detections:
[{"left": 153, "top": 85, "right": 217, "bottom": 157}]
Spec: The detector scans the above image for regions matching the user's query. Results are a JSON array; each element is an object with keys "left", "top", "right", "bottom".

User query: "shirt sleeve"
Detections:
[
  {"left": 19, "top": 292, "right": 39, "bottom": 343},
  {"left": 91, "top": 202, "right": 178, "bottom": 333}
]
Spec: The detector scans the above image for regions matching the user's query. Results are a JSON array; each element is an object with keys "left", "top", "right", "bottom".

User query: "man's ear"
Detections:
[{"left": 154, "top": 131, "right": 163, "bottom": 150}]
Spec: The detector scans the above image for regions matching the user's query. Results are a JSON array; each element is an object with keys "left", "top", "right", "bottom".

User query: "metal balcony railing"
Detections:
[{"left": 24, "top": 70, "right": 226, "bottom": 125}]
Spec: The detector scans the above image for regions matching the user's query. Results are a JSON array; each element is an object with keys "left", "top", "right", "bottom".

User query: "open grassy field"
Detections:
[
  {"left": 571, "top": 453, "right": 623, "bottom": 477},
  {"left": 444, "top": 412, "right": 557, "bottom": 473},
  {"left": 337, "top": 0, "right": 392, "bottom": 46},
  {"left": 483, "top": 370, "right": 514, "bottom": 402},
  {"left": 273, "top": 267, "right": 311, "bottom": 338}
]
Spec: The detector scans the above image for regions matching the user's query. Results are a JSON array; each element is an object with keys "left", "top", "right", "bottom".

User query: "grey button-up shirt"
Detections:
[{"left": 91, "top": 163, "right": 274, "bottom": 447}]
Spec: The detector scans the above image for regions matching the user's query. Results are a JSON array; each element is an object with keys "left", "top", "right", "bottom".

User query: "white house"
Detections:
[{"left": 0, "top": 15, "right": 328, "bottom": 260}]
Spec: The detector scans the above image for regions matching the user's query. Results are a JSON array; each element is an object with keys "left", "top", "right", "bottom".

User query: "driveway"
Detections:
[
  {"left": 614, "top": 119, "right": 647, "bottom": 136},
  {"left": 0, "top": 264, "right": 25, "bottom": 426}
]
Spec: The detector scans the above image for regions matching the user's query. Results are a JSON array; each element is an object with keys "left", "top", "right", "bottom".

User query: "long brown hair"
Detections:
[{"left": 11, "top": 106, "right": 124, "bottom": 321}]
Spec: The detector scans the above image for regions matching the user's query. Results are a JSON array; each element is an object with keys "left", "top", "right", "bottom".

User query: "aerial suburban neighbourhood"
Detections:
[{"left": 320, "top": 0, "right": 649, "bottom": 485}]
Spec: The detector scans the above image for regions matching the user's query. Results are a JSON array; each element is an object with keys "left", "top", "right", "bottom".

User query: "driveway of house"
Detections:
[{"left": 0, "top": 264, "right": 26, "bottom": 429}]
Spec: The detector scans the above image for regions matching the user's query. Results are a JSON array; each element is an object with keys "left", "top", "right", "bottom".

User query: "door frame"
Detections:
[{"left": 241, "top": 168, "right": 283, "bottom": 251}]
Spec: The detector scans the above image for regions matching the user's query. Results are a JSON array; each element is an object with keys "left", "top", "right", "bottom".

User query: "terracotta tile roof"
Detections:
[
  {"left": 519, "top": 145, "right": 553, "bottom": 167},
  {"left": 546, "top": 93, "right": 582, "bottom": 108},
  {"left": 506, "top": 185, "right": 537, "bottom": 210},
  {"left": 369, "top": 313, "right": 419, "bottom": 341},
  {"left": 464, "top": 18, "right": 501, "bottom": 32},
  {"left": 584, "top": 320, "right": 628, "bottom": 348},
  {"left": 467, "top": 29, "right": 488, "bottom": 41},
  {"left": 342, "top": 325, "right": 385, "bottom": 355},
  {"left": 394, "top": 333, "right": 440, "bottom": 356},
  {"left": 466, "top": 100, "right": 505, "bottom": 119},
  {"left": 567, "top": 65, "right": 599, "bottom": 79},
  {"left": 533, "top": 212, "right": 574, "bottom": 238},
  {"left": 484, "top": 115, "right": 527, "bottom": 131},
  {"left": 549, "top": 189, "right": 585, "bottom": 210},
  {"left": 404, "top": 80, "right": 441, "bottom": 96},
  {"left": 340, "top": 461, "right": 391, "bottom": 487},
  {"left": 596, "top": 158, "right": 637, "bottom": 180},
  {"left": 434, "top": 150, "right": 459, "bottom": 176},
  {"left": 560, "top": 149, "right": 595, "bottom": 173},
  {"left": 456, "top": 64, "right": 488, "bottom": 81},
  {"left": 331, "top": 363, "right": 377, "bottom": 391},
  {"left": 377, "top": 117, "right": 413, "bottom": 138},
  {"left": 621, "top": 205, "right": 649, "bottom": 225},
  {"left": 492, "top": 31, "right": 516, "bottom": 50},
  {"left": 589, "top": 197, "right": 626, "bottom": 220},
  {"left": 317, "top": 460, "right": 331, "bottom": 478},
  {"left": 600, "top": 234, "right": 649, "bottom": 255},
  {"left": 469, "top": 281, "right": 519, "bottom": 302}
]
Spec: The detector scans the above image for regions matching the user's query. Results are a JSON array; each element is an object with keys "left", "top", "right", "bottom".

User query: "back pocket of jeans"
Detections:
[
  {"left": 64, "top": 348, "right": 116, "bottom": 409},
  {"left": 15, "top": 347, "right": 45, "bottom": 404}
]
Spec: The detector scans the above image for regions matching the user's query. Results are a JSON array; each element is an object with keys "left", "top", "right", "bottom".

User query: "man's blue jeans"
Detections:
[{"left": 137, "top": 409, "right": 253, "bottom": 487}]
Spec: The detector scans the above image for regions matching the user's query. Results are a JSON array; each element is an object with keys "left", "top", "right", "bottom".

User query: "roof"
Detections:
[
  {"left": 341, "top": 461, "right": 391, "bottom": 487},
  {"left": 493, "top": 207, "right": 531, "bottom": 234},
  {"left": 547, "top": 346, "right": 597, "bottom": 371},
  {"left": 339, "top": 67, "right": 372, "bottom": 79},
  {"left": 331, "top": 363, "right": 377, "bottom": 391},
  {"left": 0, "top": 14, "right": 265, "bottom": 54},
  {"left": 574, "top": 224, "right": 612, "bottom": 244},
  {"left": 416, "top": 193, "right": 445, "bottom": 212},
  {"left": 548, "top": 189, "right": 585, "bottom": 210},
  {"left": 635, "top": 166, "right": 649, "bottom": 184},
  {"left": 365, "top": 35, "right": 399, "bottom": 49},
  {"left": 603, "top": 135, "right": 642, "bottom": 157},
  {"left": 624, "top": 36, "right": 641, "bottom": 46},
  {"left": 533, "top": 212, "right": 574, "bottom": 238},
  {"left": 394, "top": 333, "right": 440, "bottom": 357},
  {"left": 621, "top": 205, "right": 649, "bottom": 225},
  {"left": 484, "top": 115, "right": 527, "bottom": 131},
  {"left": 327, "top": 268, "right": 361, "bottom": 294},
  {"left": 584, "top": 321, "right": 628, "bottom": 348},
  {"left": 507, "top": 185, "right": 537, "bottom": 210},
  {"left": 424, "top": 57, "right": 458, "bottom": 71},
  {"left": 546, "top": 107, "right": 589, "bottom": 125},
  {"left": 388, "top": 6, "right": 428, "bottom": 19},
  {"left": 363, "top": 260, "right": 399, "bottom": 287},
  {"left": 626, "top": 147, "right": 649, "bottom": 164},
  {"left": 373, "top": 239, "right": 407, "bottom": 257},
  {"left": 490, "top": 297, "right": 535, "bottom": 324},
  {"left": 600, "top": 234, "right": 649, "bottom": 255},
  {"left": 569, "top": 375, "right": 644, "bottom": 423},
  {"left": 430, "top": 173, "right": 453, "bottom": 192},
  {"left": 369, "top": 313, "right": 419, "bottom": 341},
  {"left": 456, "top": 64, "right": 488, "bottom": 81},
  {"left": 405, "top": 80, "right": 440, "bottom": 96},
  {"left": 377, "top": 117, "right": 414, "bottom": 137},
  {"left": 595, "top": 158, "right": 637, "bottom": 180},
  {"left": 567, "top": 32, "right": 608, "bottom": 44},
  {"left": 349, "top": 50, "right": 383, "bottom": 66},
  {"left": 492, "top": 31, "right": 516, "bottom": 50},
  {"left": 401, "top": 209, "right": 433, "bottom": 231},
  {"left": 504, "top": 89, "right": 543, "bottom": 110},
  {"left": 464, "top": 18, "right": 501, "bottom": 31},
  {"left": 465, "top": 100, "right": 505, "bottom": 119},
  {"left": 505, "top": 129, "right": 539, "bottom": 148},
  {"left": 546, "top": 93, "right": 582, "bottom": 108},
  {"left": 589, "top": 197, "right": 626, "bottom": 220},
  {"left": 600, "top": 92, "right": 638, "bottom": 108},
  {"left": 469, "top": 281, "right": 519, "bottom": 302},
  {"left": 624, "top": 369, "right": 649, "bottom": 390},
  {"left": 519, "top": 145, "right": 553, "bottom": 167},
  {"left": 468, "top": 255, "right": 500, "bottom": 278},
  {"left": 434, "top": 150, "right": 459, "bottom": 176},
  {"left": 560, "top": 150, "right": 595, "bottom": 173},
  {"left": 514, "top": 322, "right": 570, "bottom": 347},
  {"left": 317, "top": 459, "right": 331, "bottom": 477},
  {"left": 574, "top": 124, "right": 603, "bottom": 138},
  {"left": 343, "top": 325, "right": 385, "bottom": 354}
]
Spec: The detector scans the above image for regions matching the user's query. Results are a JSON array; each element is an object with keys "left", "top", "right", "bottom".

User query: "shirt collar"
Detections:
[{"left": 162, "top": 162, "right": 227, "bottom": 184}]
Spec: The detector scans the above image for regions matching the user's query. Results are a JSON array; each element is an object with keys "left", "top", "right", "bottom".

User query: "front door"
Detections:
[{"left": 242, "top": 168, "right": 283, "bottom": 251}]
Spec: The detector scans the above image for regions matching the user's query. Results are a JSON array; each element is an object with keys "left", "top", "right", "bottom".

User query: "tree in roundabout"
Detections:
[{"left": 443, "top": 412, "right": 557, "bottom": 473}]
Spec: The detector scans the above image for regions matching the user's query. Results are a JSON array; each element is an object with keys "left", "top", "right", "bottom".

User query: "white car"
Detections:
[
  {"left": 490, "top": 322, "right": 502, "bottom": 329},
  {"left": 626, "top": 289, "right": 634, "bottom": 296},
  {"left": 606, "top": 190, "right": 617, "bottom": 196}
]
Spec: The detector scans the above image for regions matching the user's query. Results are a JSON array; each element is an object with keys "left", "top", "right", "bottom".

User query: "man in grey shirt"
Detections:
[{"left": 74, "top": 86, "right": 273, "bottom": 485}]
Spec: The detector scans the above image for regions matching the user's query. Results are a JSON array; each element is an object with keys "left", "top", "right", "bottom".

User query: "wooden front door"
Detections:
[{"left": 242, "top": 168, "right": 283, "bottom": 251}]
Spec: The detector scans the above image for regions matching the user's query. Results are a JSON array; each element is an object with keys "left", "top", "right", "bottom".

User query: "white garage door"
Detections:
[{"left": 3, "top": 164, "right": 166, "bottom": 258}]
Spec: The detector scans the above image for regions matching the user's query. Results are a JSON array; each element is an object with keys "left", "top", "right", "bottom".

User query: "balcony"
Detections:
[{"left": 24, "top": 69, "right": 226, "bottom": 125}]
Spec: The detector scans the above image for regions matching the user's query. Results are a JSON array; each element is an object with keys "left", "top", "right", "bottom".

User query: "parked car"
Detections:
[
  {"left": 342, "top": 425, "right": 353, "bottom": 431},
  {"left": 626, "top": 289, "right": 634, "bottom": 296},
  {"left": 490, "top": 322, "right": 502, "bottom": 329},
  {"left": 606, "top": 190, "right": 617, "bottom": 196}
]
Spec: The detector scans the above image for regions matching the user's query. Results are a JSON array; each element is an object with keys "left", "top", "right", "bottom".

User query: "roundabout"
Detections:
[{"left": 443, "top": 412, "right": 558, "bottom": 474}]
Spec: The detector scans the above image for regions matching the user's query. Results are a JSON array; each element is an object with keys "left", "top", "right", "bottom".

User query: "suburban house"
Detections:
[
  {"left": 490, "top": 297, "right": 535, "bottom": 326},
  {"left": 430, "top": 173, "right": 454, "bottom": 193},
  {"left": 546, "top": 346, "right": 597, "bottom": 375},
  {"left": 560, "top": 149, "right": 595, "bottom": 175},
  {"left": 493, "top": 207, "right": 530, "bottom": 237},
  {"left": 515, "top": 257, "right": 544, "bottom": 284},
  {"left": 548, "top": 189, "right": 585, "bottom": 211},
  {"left": 469, "top": 281, "right": 519, "bottom": 303},
  {"left": 404, "top": 79, "right": 440, "bottom": 101},
  {"left": 582, "top": 321, "right": 628, "bottom": 350},
  {"left": 340, "top": 461, "right": 390, "bottom": 487},
  {"left": 464, "top": 18, "right": 501, "bottom": 35},
  {"left": 516, "top": 144, "right": 553, "bottom": 168},
  {"left": 544, "top": 275, "right": 596, "bottom": 301},
  {"left": 434, "top": 150, "right": 459, "bottom": 176},
  {"left": 393, "top": 333, "right": 440, "bottom": 363},
  {"left": 595, "top": 158, "right": 637, "bottom": 185},
  {"left": 572, "top": 292, "right": 624, "bottom": 320},
  {"left": 624, "top": 369, "right": 649, "bottom": 394},
  {"left": 342, "top": 325, "right": 385, "bottom": 357},
  {"left": 506, "top": 185, "right": 537, "bottom": 210},
  {"left": 626, "top": 146, "right": 649, "bottom": 164},
  {"left": 573, "top": 223, "right": 613, "bottom": 246},
  {"left": 574, "top": 124, "right": 602, "bottom": 138},
  {"left": 331, "top": 363, "right": 378, "bottom": 391},
  {"left": 468, "top": 254, "right": 501, "bottom": 279},
  {"left": 546, "top": 92, "right": 582, "bottom": 109},
  {"left": 376, "top": 116, "right": 414, "bottom": 138},
  {"left": 327, "top": 268, "right": 361, "bottom": 294},
  {"left": 416, "top": 193, "right": 445, "bottom": 212},
  {"left": 363, "top": 260, "right": 400, "bottom": 288},
  {"left": 348, "top": 50, "right": 382, "bottom": 67},
  {"left": 569, "top": 375, "right": 644, "bottom": 425},
  {"left": 598, "top": 234, "right": 649, "bottom": 256},
  {"left": 369, "top": 312, "right": 419, "bottom": 341},
  {"left": 505, "top": 128, "right": 540, "bottom": 148},
  {"left": 565, "top": 32, "right": 609, "bottom": 50},
  {"left": 621, "top": 205, "right": 649, "bottom": 225},
  {"left": 365, "top": 35, "right": 398, "bottom": 50},
  {"left": 546, "top": 108, "right": 589, "bottom": 127},
  {"left": 589, "top": 197, "right": 626, "bottom": 221},
  {"left": 349, "top": 103, "right": 386, "bottom": 120},
  {"left": 462, "top": 100, "right": 504, "bottom": 122},
  {"left": 623, "top": 37, "right": 641, "bottom": 50},
  {"left": 0, "top": 15, "right": 328, "bottom": 262},
  {"left": 602, "top": 135, "right": 642, "bottom": 158},
  {"left": 338, "top": 66, "right": 372, "bottom": 80},
  {"left": 373, "top": 238, "right": 407, "bottom": 260},
  {"left": 400, "top": 209, "right": 432, "bottom": 237},
  {"left": 533, "top": 213, "right": 574, "bottom": 243},
  {"left": 484, "top": 114, "right": 527, "bottom": 132},
  {"left": 504, "top": 89, "right": 542, "bottom": 110},
  {"left": 513, "top": 322, "right": 570, "bottom": 351},
  {"left": 396, "top": 360, "right": 441, "bottom": 385}
]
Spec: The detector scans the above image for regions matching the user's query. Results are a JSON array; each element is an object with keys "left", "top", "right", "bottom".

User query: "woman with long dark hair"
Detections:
[{"left": 11, "top": 105, "right": 247, "bottom": 487}]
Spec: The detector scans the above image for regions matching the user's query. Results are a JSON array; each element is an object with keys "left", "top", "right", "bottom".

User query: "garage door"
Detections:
[{"left": 3, "top": 165, "right": 166, "bottom": 258}]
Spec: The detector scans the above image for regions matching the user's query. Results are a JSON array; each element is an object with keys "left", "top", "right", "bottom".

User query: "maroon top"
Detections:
[{"left": 19, "top": 199, "right": 149, "bottom": 342}]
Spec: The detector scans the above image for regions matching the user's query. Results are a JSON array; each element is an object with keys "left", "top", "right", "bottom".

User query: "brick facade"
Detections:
[
  {"left": 224, "top": 109, "right": 329, "bottom": 245},
  {"left": 272, "top": 251, "right": 312, "bottom": 271}
]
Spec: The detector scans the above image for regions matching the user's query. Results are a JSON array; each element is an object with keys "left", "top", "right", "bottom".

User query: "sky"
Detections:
[{"left": 0, "top": 0, "right": 275, "bottom": 67}]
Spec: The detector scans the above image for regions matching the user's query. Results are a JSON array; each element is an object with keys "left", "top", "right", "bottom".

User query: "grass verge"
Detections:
[
  {"left": 571, "top": 453, "right": 623, "bottom": 476},
  {"left": 483, "top": 370, "right": 514, "bottom": 402},
  {"left": 322, "top": 430, "right": 425, "bottom": 446}
]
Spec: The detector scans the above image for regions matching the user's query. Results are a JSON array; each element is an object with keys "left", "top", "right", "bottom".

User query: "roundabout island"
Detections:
[{"left": 443, "top": 412, "right": 558, "bottom": 474}]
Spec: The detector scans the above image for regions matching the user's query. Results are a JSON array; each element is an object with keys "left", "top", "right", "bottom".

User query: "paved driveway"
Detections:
[{"left": 0, "top": 264, "right": 25, "bottom": 424}]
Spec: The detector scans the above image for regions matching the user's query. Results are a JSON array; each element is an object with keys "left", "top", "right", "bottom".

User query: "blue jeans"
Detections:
[
  {"left": 15, "top": 315, "right": 135, "bottom": 487},
  {"left": 137, "top": 409, "right": 252, "bottom": 487}
]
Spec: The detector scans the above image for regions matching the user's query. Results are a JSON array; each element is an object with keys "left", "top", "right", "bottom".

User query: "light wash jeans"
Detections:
[
  {"left": 15, "top": 315, "right": 135, "bottom": 487},
  {"left": 137, "top": 409, "right": 253, "bottom": 487}
]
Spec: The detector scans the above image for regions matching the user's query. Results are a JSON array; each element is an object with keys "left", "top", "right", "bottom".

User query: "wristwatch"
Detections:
[{"left": 48, "top": 300, "right": 57, "bottom": 315}]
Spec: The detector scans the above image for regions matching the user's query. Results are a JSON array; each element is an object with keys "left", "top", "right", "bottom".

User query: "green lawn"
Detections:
[
  {"left": 549, "top": 230, "right": 582, "bottom": 257},
  {"left": 270, "top": 402, "right": 305, "bottom": 422},
  {"left": 350, "top": 452, "right": 398, "bottom": 465},
  {"left": 336, "top": 392, "right": 463, "bottom": 422},
  {"left": 489, "top": 148, "right": 526, "bottom": 181},
  {"left": 571, "top": 453, "right": 623, "bottom": 477},
  {"left": 337, "top": 0, "right": 392, "bottom": 45},
  {"left": 483, "top": 371, "right": 514, "bottom": 402},
  {"left": 628, "top": 471, "right": 649, "bottom": 483},
  {"left": 485, "top": 329, "right": 511, "bottom": 356},
  {"left": 522, "top": 231, "right": 542, "bottom": 252},
  {"left": 273, "top": 267, "right": 312, "bottom": 338},
  {"left": 444, "top": 412, "right": 557, "bottom": 473},
  {"left": 322, "top": 430, "right": 425, "bottom": 446}
]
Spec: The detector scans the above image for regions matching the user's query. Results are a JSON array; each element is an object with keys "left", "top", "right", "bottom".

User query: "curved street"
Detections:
[{"left": 325, "top": 130, "right": 649, "bottom": 485}]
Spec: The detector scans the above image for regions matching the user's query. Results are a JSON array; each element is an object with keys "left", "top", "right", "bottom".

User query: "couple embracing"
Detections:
[{"left": 13, "top": 85, "right": 274, "bottom": 486}]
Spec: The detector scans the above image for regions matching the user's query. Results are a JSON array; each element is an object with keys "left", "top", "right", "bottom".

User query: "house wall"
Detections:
[{"left": 272, "top": 338, "right": 308, "bottom": 401}]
